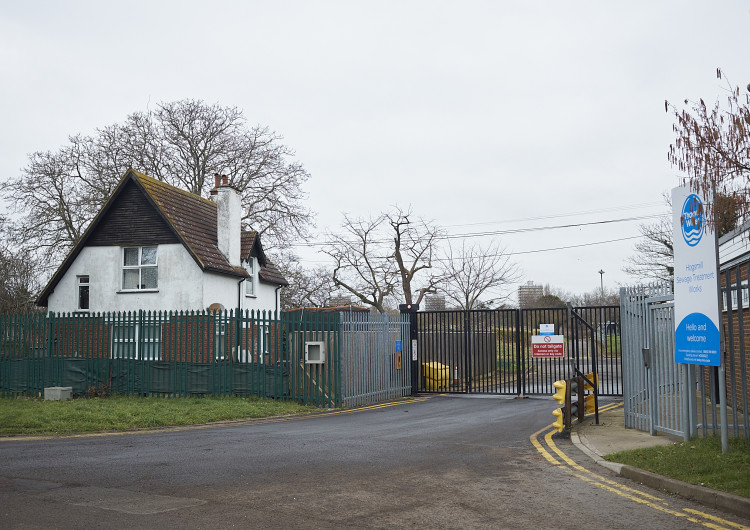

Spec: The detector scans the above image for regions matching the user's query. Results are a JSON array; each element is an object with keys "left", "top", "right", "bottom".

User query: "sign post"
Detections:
[{"left": 672, "top": 185, "right": 727, "bottom": 450}]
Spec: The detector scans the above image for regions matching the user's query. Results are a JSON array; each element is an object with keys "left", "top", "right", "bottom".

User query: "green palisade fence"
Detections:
[{"left": 0, "top": 310, "right": 342, "bottom": 407}]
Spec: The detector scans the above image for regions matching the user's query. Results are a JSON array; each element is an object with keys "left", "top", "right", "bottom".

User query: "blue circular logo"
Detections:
[{"left": 681, "top": 193, "right": 705, "bottom": 247}]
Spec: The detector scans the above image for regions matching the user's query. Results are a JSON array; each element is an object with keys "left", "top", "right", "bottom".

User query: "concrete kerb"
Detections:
[
  {"left": 571, "top": 420, "right": 750, "bottom": 521},
  {"left": 569, "top": 431, "right": 623, "bottom": 474}
]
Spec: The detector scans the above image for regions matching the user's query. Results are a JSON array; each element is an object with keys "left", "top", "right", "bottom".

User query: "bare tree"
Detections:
[
  {"left": 4, "top": 99, "right": 313, "bottom": 276},
  {"left": 322, "top": 207, "right": 444, "bottom": 313},
  {"left": 577, "top": 287, "right": 620, "bottom": 307},
  {"left": 323, "top": 213, "right": 398, "bottom": 313},
  {"left": 667, "top": 68, "right": 750, "bottom": 224},
  {"left": 388, "top": 206, "right": 444, "bottom": 306},
  {"left": 276, "top": 252, "right": 336, "bottom": 310},
  {"left": 6, "top": 148, "right": 100, "bottom": 269},
  {"left": 0, "top": 218, "right": 41, "bottom": 313},
  {"left": 624, "top": 215, "right": 674, "bottom": 283},
  {"left": 438, "top": 241, "right": 520, "bottom": 310}
]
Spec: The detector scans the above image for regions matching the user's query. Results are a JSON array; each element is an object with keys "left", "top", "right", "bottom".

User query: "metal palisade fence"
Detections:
[
  {"left": 620, "top": 277, "right": 749, "bottom": 439},
  {"left": 339, "top": 312, "right": 411, "bottom": 407},
  {"left": 0, "top": 309, "right": 412, "bottom": 408}
]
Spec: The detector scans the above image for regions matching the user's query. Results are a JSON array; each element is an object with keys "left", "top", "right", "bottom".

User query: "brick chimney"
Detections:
[{"left": 213, "top": 174, "right": 241, "bottom": 267}]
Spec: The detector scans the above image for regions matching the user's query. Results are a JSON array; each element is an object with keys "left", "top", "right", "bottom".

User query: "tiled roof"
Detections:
[
  {"left": 134, "top": 171, "right": 287, "bottom": 285},
  {"left": 134, "top": 172, "right": 248, "bottom": 278},
  {"left": 258, "top": 262, "right": 289, "bottom": 286}
]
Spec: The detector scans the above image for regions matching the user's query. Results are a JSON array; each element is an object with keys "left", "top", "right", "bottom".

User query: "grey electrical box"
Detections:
[
  {"left": 642, "top": 348, "right": 651, "bottom": 369},
  {"left": 305, "top": 341, "right": 326, "bottom": 364}
]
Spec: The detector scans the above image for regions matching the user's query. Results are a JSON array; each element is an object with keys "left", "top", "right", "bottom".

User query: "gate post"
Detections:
[
  {"left": 516, "top": 309, "right": 523, "bottom": 396},
  {"left": 463, "top": 311, "right": 472, "bottom": 393},
  {"left": 399, "top": 304, "right": 419, "bottom": 396}
]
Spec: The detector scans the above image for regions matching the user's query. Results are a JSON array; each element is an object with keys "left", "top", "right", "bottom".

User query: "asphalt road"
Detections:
[{"left": 1, "top": 395, "right": 747, "bottom": 529}]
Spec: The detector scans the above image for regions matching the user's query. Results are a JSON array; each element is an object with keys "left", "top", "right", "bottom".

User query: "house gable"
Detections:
[{"left": 86, "top": 179, "right": 178, "bottom": 246}]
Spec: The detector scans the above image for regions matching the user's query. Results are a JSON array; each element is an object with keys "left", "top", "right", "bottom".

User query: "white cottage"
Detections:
[{"left": 37, "top": 169, "right": 287, "bottom": 314}]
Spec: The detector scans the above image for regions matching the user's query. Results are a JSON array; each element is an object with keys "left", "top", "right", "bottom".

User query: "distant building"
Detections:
[
  {"left": 425, "top": 295, "right": 446, "bottom": 311},
  {"left": 329, "top": 295, "right": 354, "bottom": 307},
  {"left": 517, "top": 281, "right": 543, "bottom": 308}
]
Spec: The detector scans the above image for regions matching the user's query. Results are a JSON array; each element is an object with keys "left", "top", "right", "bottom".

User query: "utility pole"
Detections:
[{"left": 598, "top": 269, "right": 605, "bottom": 302}]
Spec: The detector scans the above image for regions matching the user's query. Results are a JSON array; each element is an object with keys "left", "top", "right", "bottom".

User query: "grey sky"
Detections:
[{"left": 1, "top": 1, "right": 748, "bottom": 303}]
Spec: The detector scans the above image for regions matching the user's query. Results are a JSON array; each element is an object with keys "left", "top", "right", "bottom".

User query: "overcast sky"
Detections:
[{"left": 1, "top": 1, "right": 748, "bottom": 305}]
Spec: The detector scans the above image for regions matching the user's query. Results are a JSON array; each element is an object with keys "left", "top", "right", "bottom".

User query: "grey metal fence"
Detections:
[
  {"left": 621, "top": 283, "right": 685, "bottom": 436},
  {"left": 340, "top": 312, "right": 411, "bottom": 407},
  {"left": 621, "top": 279, "right": 749, "bottom": 439}
]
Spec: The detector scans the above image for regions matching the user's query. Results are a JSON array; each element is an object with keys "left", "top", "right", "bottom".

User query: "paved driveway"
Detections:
[{"left": 1, "top": 395, "right": 745, "bottom": 529}]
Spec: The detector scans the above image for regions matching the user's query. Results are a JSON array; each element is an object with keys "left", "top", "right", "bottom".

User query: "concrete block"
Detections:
[{"left": 44, "top": 387, "right": 73, "bottom": 401}]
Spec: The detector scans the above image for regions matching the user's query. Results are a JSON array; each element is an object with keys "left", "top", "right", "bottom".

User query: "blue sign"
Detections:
[
  {"left": 672, "top": 185, "right": 721, "bottom": 366},
  {"left": 395, "top": 340, "right": 402, "bottom": 352},
  {"left": 674, "top": 312, "right": 720, "bottom": 365}
]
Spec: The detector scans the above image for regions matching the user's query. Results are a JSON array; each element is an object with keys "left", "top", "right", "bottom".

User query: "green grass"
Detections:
[
  {"left": 0, "top": 395, "right": 317, "bottom": 436},
  {"left": 605, "top": 436, "right": 750, "bottom": 498}
]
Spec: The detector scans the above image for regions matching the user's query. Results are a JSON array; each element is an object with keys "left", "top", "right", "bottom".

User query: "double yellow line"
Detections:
[{"left": 530, "top": 404, "right": 748, "bottom": 530}]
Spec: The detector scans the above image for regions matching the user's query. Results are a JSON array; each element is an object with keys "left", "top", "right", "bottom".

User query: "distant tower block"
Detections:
[
  {"left": 425, "top": 295, "right": 446, "bottom": 311},
  {"left": 518, "top": 281, "right": 543, "bottom": 308}
]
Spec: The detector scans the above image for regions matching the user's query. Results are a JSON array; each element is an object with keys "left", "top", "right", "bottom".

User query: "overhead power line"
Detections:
[
  {"left": 298, "top": 235, "right": 645, "bottom": 265},
  {"left": 506, "top": 235, "right": 642, "bottom": 256},
  {"left": 442, "top": 202, "right": 664, "bottom": 229},
  {"left": 289, "top": 213, "right": 665, "bottom": 248},
  {"left": 443, "top": 214, "right": 664, "bottom": 239}
]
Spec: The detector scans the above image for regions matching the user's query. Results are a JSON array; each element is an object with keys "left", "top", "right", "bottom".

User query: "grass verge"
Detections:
[
  {"left": 605, "top": 436, "right": 750, "bottom": 498},
  {"left": 0, "top": 396, "right": 317, "bottom": 437}
]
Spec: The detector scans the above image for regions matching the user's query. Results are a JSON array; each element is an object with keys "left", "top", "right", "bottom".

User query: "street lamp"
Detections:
[{"left": 598, "top": 269, "right": 605, "bottom": 301}]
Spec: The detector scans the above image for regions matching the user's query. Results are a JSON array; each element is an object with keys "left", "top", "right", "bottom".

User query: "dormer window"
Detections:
[
  {"left": 245, "top": 258, "right": 255, "bottom": 296},
  {"left": 122, "top": 246, "right": 158, "bottom": 290}
]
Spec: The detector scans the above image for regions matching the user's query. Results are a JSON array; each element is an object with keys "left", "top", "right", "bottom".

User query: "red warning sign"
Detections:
[{"left": 531, "top": 335, "right": 565, "bottom": 358}]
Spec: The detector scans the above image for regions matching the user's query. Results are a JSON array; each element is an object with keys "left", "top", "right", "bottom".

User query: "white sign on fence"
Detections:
[{"left": 672, "top": 185, "right": 721, "bottom": 366}]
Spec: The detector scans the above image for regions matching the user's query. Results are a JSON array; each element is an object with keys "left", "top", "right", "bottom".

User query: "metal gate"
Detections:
[
  {"left": 620, "top": 280, "right": 750, "bottom": 439},
  {"left": 414, "top": 306, "right": 621, "bottom": 396}
]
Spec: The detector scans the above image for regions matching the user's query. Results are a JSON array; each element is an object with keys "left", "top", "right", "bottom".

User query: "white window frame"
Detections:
[
  {"left": 77, "top": 275, "right": 90, "bottom": 311},
  {"left": 215, "top": 320, "right": 227, "bottom": 361},
  {"left": 111, "top": 322, "right": 161, "bottom": 361},
  {"left": 722, "top": 280, "right": 749, "bottom": 312},
  {"left": 244, "top": 258, "right": 255, "bottom": 297},
  {"left": 238, "top": 323, "right": 268, "bottom": 363},
  {"left": 121, "top": 246, "right": 158, "bottom": 291}
]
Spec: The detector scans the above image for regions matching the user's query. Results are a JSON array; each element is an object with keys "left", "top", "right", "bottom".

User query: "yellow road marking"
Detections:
[
  {"left": 530, "top": 425, "right": 562, "bottom": 466},
  {"left": 324, "top": 396, "right": 429, "bottom": 415},
  {"left": 684, "top": 509, "right": 750, "bottom": 530},
  {"left": 544, "top": 429, "right": 665, "bottom": 501},
  {"left": 531, "top": 409, "right": 749, "bottom": 530}
]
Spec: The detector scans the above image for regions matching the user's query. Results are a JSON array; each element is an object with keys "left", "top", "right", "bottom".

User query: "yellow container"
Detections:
[
  {"left": 425, "top": 377, "right": 446, "bottom": 390},
  {"left": 422, "top": 362, "right": 450, "bottom": 385}
]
